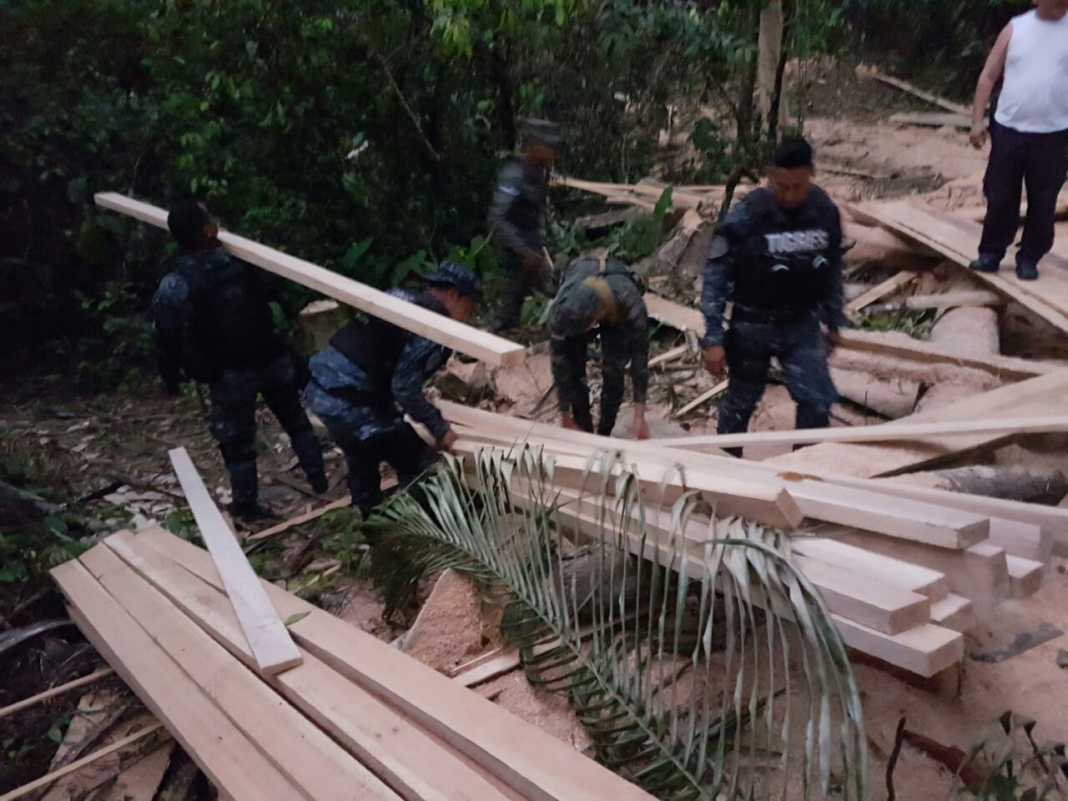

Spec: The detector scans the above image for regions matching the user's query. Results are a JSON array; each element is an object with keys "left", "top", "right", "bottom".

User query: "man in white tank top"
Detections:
[{"left": 969, "top": 0, "right": 1068, "bottom": 280}]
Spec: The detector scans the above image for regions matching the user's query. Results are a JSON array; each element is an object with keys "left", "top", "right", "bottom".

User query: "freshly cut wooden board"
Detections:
[
  {"left": 105, "top": 533, "right": 512, "bottom": 801},
  {"left": 169, "top": 448, "right": 300, "bottom": 675},
  {"left": 653, "top": 416, "right": 1068, "bottom": 451},
  {"left": 79, "top": 544, "right": 395, "bottom": 801},
  {"left": 50, "top": 562, "right": 303, "bottom": 801},
  {"left": 930, "top": 594, "right": 975, "bottom": 633},
  {"left": 94, "top": 192, "right": 525, "bottom": 367},
  {"left": 136, "top": 529, "right": 660, "bottom": 801},
  {"left": 789, "top": 537, "right": 949, "bottom": 600}
]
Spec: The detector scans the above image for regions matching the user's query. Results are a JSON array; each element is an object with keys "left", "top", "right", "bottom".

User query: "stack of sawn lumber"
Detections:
[
  {"left": 51, "top": 527, "right": 657, "bottom": 801},
  {"left": 439, "top": 401, "right": 1056, "bottom": 680}
]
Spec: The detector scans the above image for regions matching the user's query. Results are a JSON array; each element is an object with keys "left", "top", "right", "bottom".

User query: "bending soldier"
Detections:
[
  {"left": 303, "top": 263, "right": 480, "bottom": 519},
  {"left": 549, "top": 254, "right": 650, "bottom": 439},
  {"left": 700, "top": 139, "right": 845, "bottom": 456},
  {"left": 152, "top": 199, "right": 327, "bottom": 520},
  {"left": 488, "top": 119, "right": 560, "bottom": 332}
]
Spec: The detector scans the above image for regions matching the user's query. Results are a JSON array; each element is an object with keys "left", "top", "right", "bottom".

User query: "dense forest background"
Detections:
[{"left": 0, "top": 0, "right": 1029, "bottom": 386}]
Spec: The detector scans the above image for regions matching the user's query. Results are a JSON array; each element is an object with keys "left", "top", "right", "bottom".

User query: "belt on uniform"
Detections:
[{"left": 731, "top": 305, "right": 815, "bottom": 325}]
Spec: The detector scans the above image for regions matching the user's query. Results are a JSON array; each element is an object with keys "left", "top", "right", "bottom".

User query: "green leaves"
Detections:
[{"left": 375, "top": 448, "right": 867, "bottom": 800}]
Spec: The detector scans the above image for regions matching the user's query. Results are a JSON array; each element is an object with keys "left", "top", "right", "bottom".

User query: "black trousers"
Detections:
[
  {"left": 718, "top": 316, "right": 838, "bottom": 455},
  {"left": 208, "top": 354, "right": 325, "bottom": 508},
  {"left": 979, "top": 122, "right": 1068, "bottom": 263}
]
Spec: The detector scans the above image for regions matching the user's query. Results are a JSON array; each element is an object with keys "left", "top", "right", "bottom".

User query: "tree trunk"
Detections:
[{"left": 757, "top": 1, "right": 785, "bottom": 133}]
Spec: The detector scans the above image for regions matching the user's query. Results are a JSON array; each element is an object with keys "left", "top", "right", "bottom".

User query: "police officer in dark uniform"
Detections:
[
  {"left": 700, "top": 138, "right": 845, "bottom": 455},
  {"left": 303, "top": 263, "right": 481, "bottom": 518},
  {"left": 152, "top": 199, "right": 327, "bottom": 520},
  {"left": 549, "top": 252, "right": 651, "bottom": 439},
  {"left": 488, "top": 119, "right": 560, "bottom": 333}
]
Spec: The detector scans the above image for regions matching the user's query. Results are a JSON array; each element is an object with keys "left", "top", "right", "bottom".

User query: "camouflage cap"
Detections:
[
  {"left": 550, "top": 281, "right": 602, "bottom": 339},
  {"left": 522, "top": 118, "right": 562, "bottom": 148},
  {"left": 422, "top": 262, "right": 482, "bottom": 299}
]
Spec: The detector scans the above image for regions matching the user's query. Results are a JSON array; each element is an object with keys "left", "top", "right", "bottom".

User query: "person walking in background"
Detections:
[
  {"left": 488, "top": 119, "right": 560, "bottom": 332},
  {"left": 968, "top": 0, "right": 1068, "bottom": 281}
]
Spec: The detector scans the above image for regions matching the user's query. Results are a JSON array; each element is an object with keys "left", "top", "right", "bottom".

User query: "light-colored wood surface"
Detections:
[
  {"left": 653, "top": 416, "right": 1068, "bottom": 451},
  {"left": 889, "top": 112, "right": 971, "bottom": 129},
  {"left": 1006, "top": 555, "right": 1044, "bottom": 599},
  {"left": 49, "top": 561, "right": 303, "bottom": 801},
  {"left": 929, "top": 594, "right": 975, "bottom": 633},
  {"left": 673, "top": 381, "right": 729, "bottom": 417},
  {"left": 835, "top": 617, "right": 964, "bottom": 678},
  {"left": 94, "top": 192, "right": 525, "bottom": 367},
  {"left": 445, "top": 404, "right": 993, "bottom": 549},
  {"left": 766, "top": 369, "right": 1068, "bottom": 478},
  {"left": 857, "top": 66, "right": 970, "bottom": 115},
  {"left": 138, "top": 529, "right": 661, "bottom": 801},
  {"left": 453, "top": 436, "right": 806, "bottom": 530},
  {"left": 169, "top": 447, "right": 301, "bottom": 675},
  {"left": 790, "top": 537, "right": 950, "bottom": 600},
  {"left": 0, "top": 667, "right": 115, "bottom": 721},
  {"left": 845, "top": 271, "right": 916, "bottom": 317},
  {"left": 105, "top": 533, "right": 506, "bottom": 801},
  {"left": 0, "top": 722, "right": 166, "bottom": 801},
  {"left": 451, "top": 652, "right": 522, "bottom": 688},
  {"left": 866, "top": 290, "right": 1002, "bottom": 312},
  {"left": 855, "top": 200, "right": 1068, "bottom": 335},
  {"left": 80, "top": 544, "right": 394, "bottom": 801}
]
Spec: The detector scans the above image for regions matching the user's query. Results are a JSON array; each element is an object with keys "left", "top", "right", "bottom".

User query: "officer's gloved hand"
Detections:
[{"left": 438, "top": 429, "right": 459, "bottom": 453}]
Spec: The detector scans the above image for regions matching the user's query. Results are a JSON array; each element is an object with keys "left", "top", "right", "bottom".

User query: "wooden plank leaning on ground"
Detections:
[
  {"left": 652, "top": 416, "right": 1068, "bottom": 452},
  {"left": 444, "top": 404, "right": 991, "bottom": 549},
  {"left": 0, "top": 667, "right": 115, "bottom": 721},
  {"left": 94, "top": 192, "right": 525, "bottom": 368},
  {"left": 77, "top": 542, "right": 400, "bottom": 801},
  {"left": 855, "top": 65, "right": 970, "bottom": 115},
  {"left": 168, "top": 447, "right": 301, "bottom": 675},
  {"left": 50, "top": 562, "right": 306, "bottom": 801},
  {"left": 844, "top": 271, "right": 916, "bottom": 318},
  {"left": 135, "top": 528, "right": 661, "bottom": 801},
  {"left": 526, "top": 487, "right": 959, "bottom": 676},
  {"left": 853, "top": 200, "right": 1068, "bottom": 335},
  {"left": 103, "top": 532, "right": 513, "bottom": 801}
]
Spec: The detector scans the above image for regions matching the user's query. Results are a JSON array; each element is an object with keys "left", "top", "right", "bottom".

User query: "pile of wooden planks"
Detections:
[
  {"left": 439, "top": 401, "right": 1054, "bottom": 679},
  {"left": 52, "top": 527, "right": 659, "bottom": 801}
]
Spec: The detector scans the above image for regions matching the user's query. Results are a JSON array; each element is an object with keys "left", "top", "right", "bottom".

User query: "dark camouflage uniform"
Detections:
[
  {"left": 152, "top": 248, "right": 325, "bottom": 509},
  {"left": 304, "top": 289, "right": 453, "bottom": 515},
  {"left": 700, "top": 186, "right": 845, "bottom": 448},
  {"left": 549, "top": 256, "right": 649, "bottom": 436},
  {"left": 489, "top": 157, "right": 552, "bottom": 330}
]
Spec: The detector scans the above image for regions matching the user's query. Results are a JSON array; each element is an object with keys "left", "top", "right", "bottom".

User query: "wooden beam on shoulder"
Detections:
[{"left": 94, "top": 193, "right": 525, "bottom": 367}]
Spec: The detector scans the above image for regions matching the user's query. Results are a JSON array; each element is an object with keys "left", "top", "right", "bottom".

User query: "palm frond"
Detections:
[{"left": 372, "top": 444, "right": 866, "bottom": 801}]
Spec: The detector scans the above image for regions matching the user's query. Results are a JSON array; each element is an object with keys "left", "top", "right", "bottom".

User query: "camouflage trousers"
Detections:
[
  {"left": 717, "top": 316, "right": 838, "bottom": 452},
  {"left": 492, "top": 250, "right": 553, "bottom": 332},
  {"left": 208, "top": 354, "right": 325, "bottom": 508}
]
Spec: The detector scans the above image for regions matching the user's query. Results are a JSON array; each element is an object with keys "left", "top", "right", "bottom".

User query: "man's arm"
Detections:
[
  {"left": 971, "top": 24, "right": 1012, "bottom": 148},
  {"left": 391, "top": 337, "right": 452, "bottom": 445}
]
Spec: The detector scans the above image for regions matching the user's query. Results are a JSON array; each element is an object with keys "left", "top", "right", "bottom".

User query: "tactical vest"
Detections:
[
  {"left": 178, "top": 250, "right": 282, "bottom": 372},
  {"left": 329, "top": 290, "right": 439, "bottom": 392},
  {"left": 729, "top": 189, "right": 835, "bottom": 315}
]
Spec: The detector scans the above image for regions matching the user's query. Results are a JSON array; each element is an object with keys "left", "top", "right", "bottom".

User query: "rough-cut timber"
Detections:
[
  {"left": 653, "top": 416, "right": 1068, "bottom": 451},
  {"left": 169, "top": 448, "right": 301, "bottom": 675},
  {"left": 79, "top": 543, "right": 396, "bottom": 801},
  {"left": 137, "top": 529, "right": 660, "bottom": 801},
  {"left": 50, "top": 561, "right": 304, "bottom": 801},
  {"left": 104, "top": 533, "right": 510, "bottom": 801},
  {"left": 94, "top": 192, "right": 525, "bottom": 367}
]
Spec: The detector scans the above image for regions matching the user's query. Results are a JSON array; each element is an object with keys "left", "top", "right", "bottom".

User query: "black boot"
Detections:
[
  {"left": 227, "top": 460, "right": 277, "bottom": 521},
  {"left": 969, "top": 253, "right": 1002, "bottom": 273},
  {"left": 1015, "top": 254, "right": 1039, "bottom": 281}
]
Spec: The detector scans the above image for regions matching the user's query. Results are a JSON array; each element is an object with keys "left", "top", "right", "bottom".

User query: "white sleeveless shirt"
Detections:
[{"left": 994, "top": 9, "right": 1068, "bottom": 134}]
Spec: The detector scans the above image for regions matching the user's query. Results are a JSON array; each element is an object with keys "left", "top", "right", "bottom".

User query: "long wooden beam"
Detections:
[
  {"left": 103, "top": 533, "right": 508, "bottom": 801},
  {"left": 453, "top": 437, "right": 805, "bottom": 529},
  {"left": 845, "top": 272, "right": 916, "bottom": 318},
  {"left": 651, "top": 416, "right": 1068, "bottom": 451},
  {"left": 50, "top": 562, "right": 304, "bottom": 801},
  {"left": 79, "top": 543, "right": 397, "bottom": 801},
  {"left": 136, "top": 529, "right": 660, "bottom": 801},
  {"left": 94, "top": 192, "right": 525, "bottom": 367},
  {"left": 168, "top": 448, "right": 301, "bottom": 675},
  {"left": 444, "top": 405, "right": 992, "bottom": 549}
]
